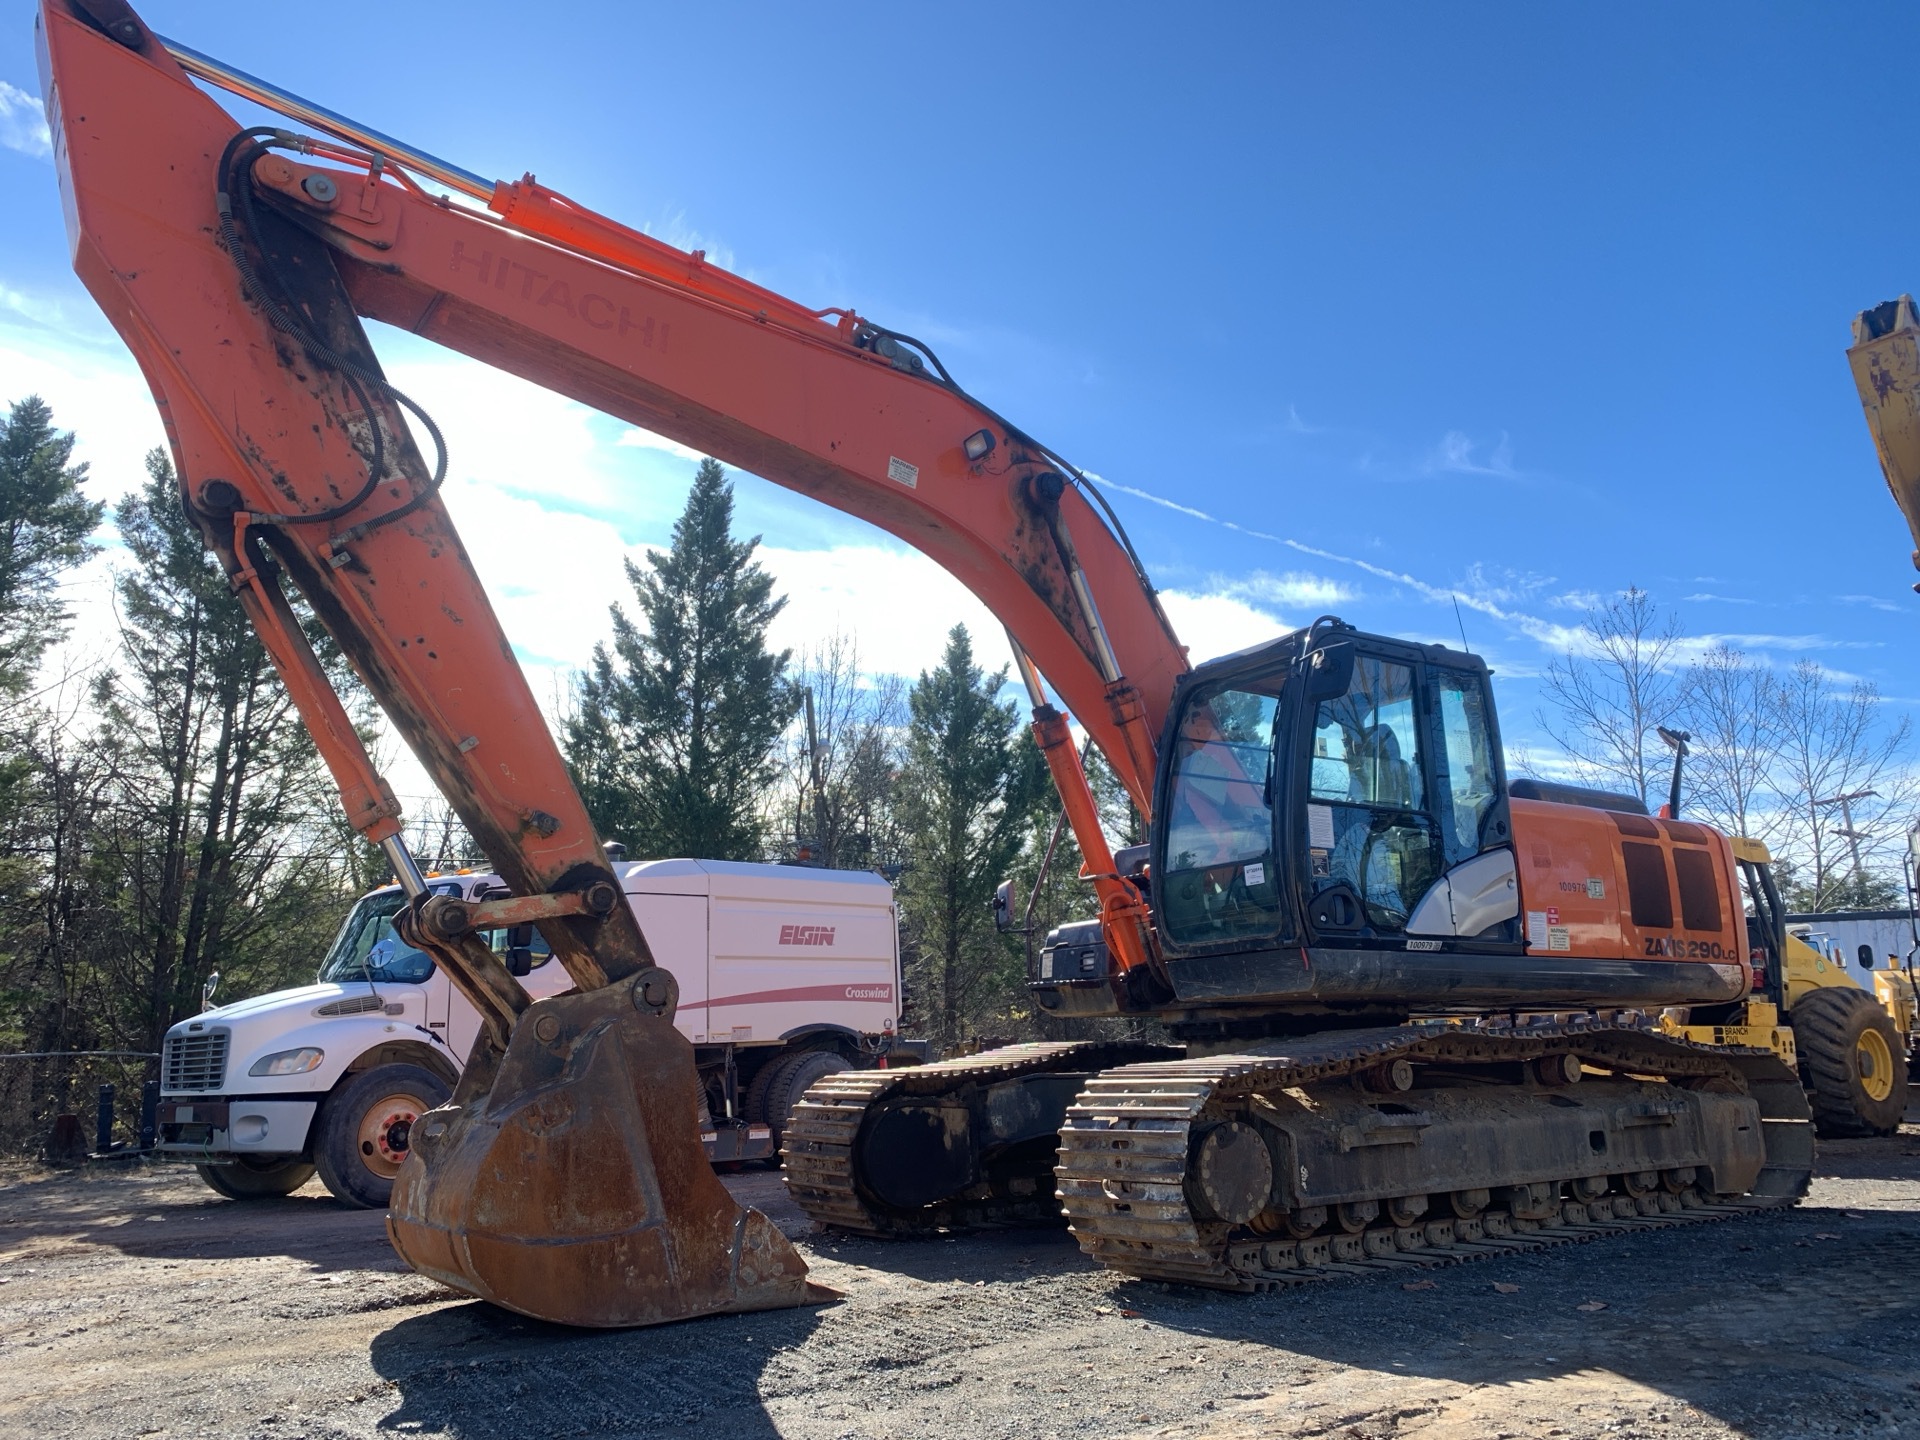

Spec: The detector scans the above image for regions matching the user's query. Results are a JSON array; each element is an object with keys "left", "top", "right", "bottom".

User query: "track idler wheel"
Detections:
[
  {"left": 387, "top": 969, "right": 824, "bottom": 1328},
  {"left": 1188, "top": 1121, "right": 1274, "bottom": 1225}
]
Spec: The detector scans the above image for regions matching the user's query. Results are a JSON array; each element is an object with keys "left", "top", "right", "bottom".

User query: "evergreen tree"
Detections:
[
  {"left": 895, "top": 625, "right": 1045, "bottom": 1046},
  {"left": 565, "top": 458, "right": 791, "bottom": 859},
  {"left": 88, "top": 450, "right": 349, "bottom": 1051},
  {"left": 0, "top": 395, "right": 102, "bottom": 694}
]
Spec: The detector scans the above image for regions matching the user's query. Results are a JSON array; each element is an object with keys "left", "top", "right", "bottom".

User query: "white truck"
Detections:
[{"left": 156, "top": 859, "right": 914, "bottom": 1207}]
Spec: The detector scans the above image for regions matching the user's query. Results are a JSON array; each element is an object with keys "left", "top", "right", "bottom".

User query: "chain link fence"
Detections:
[{"left": 0, "top": 1051, "right": 159, "bottom": 1160}]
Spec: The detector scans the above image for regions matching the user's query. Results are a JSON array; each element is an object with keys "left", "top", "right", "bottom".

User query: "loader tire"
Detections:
[
  {"left": 1795, "top": 986, "right": 1908, "bottom": 1138},
  {"left": 313, "top": 1063, "right": 450, "bottom": 1209},
  {"left": 756, "top": 1048, "right": 850, "bottom": 1148},
  {"left": 195, "top": 1156, "right": 316, "bottom": 1200}
]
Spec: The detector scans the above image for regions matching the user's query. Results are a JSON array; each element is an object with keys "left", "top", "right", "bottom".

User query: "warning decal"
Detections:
[{"left": 886, "top": 456, "right": 920, "bottom": 488}]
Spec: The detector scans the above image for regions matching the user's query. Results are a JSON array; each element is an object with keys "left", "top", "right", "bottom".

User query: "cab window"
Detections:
[
  {"left": 1160, "top": 680, "right": 1285, "bottom": 945},
  {"left": 1306, "top": 657, "right": 1439, "bottom": 932},
  {"left": 1434, "top": 670, "right": 1496, "bottom": 865}
]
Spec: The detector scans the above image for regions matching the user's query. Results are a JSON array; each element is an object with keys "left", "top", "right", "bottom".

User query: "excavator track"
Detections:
[
  {"left": 784, "top": 1040, "right": 1179, "bottom": 1236},
  {"left": 1058, "top": 1019, "right": 1813, "bottom": 1291}
]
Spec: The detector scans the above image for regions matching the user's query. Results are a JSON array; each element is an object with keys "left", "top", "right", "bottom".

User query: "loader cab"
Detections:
[{"left": 1152, "top": 620, "right": 1515, "bottom": 961}]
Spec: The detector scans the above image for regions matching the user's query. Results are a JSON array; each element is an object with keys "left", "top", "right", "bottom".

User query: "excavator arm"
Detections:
[{"left": 38, "top": 0, "right": 1189, "bottom": 1324}]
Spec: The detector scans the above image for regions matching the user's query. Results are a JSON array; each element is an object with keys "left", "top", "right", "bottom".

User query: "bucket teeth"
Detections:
[{"left": 388, "top": 977, "right": 822, "bottom": 1328}]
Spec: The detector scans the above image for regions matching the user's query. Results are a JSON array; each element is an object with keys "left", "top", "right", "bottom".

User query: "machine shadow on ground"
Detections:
[
  {"left": 0, "top": 1165, "right": 406, "bottom": 1274},
  {"left": 777, "top": 1114, "right": 1920, "bottom": 1439},
  {"left": 1097, "top": 1121, "right": 1920, "bottom": 1439},
  {"left": 367, "top": 1288, "right": 829, "bottom": 1439}
]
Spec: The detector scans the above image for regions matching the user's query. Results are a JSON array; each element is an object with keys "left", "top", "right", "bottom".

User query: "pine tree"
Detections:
[
  {"left": 89, "top": 450, "right": 349, "bottom": 1051},
  {"left": 565, "top": 458, "right": 791, "bottom": 859},
  {"left": 895, "top": 625, "right": 1046, "bottom": 1046},
  {"left": 0, "top": 395, "right": 102, "bottom": 694}
]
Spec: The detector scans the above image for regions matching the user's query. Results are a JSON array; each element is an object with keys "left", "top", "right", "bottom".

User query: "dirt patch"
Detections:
[{"left": 2, "top": 1122, "right": 1917, "bottom": 1440}]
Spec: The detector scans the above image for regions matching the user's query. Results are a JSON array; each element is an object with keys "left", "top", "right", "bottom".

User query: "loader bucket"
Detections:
[{"left": 387, "top": 972, "right": 826, "bottom": 1328}]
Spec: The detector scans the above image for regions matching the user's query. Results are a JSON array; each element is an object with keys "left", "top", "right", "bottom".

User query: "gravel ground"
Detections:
[{"left": 1, "top": 1113, "right": 1916, "bottom": 1440}]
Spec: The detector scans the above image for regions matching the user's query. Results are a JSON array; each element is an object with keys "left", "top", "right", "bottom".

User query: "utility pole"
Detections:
[
  {"left": 801, "top": 686, "right": 830, "bottom": 867},
  {"left": 1815, "top": 788, "right": 1879, "bottom": 904}
]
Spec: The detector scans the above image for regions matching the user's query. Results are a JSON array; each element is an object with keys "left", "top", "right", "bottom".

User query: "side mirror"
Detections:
[
  {"left": 507, "top": 923, "right": 535, "bottom": 948},
  {"left": 991, "top": 879, "right": 1017, "bottom": 933},
  {"left": 506, "top": 946, "right": 534, "bottom": 977},
  {"left": 201, "top": 971, "right": 221, "bottom": 1012},
  {"left": 1304, "top": 643, "right": 1356, "bottom": 701}
]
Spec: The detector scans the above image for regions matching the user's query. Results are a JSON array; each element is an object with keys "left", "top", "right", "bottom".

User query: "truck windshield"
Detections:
[{"left": 317, "top": 889, "right": 444, "bottom": 985}]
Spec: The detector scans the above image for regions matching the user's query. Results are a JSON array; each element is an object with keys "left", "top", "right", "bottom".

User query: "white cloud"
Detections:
[
  {"left": 1426, "top": 429, "right": 1519, "bottom": 480},
  {"left": 0, "top": 83, "right": 50, "bottom": 161},
  {"left": 1223, "top": 569, "right": 1355, "bottom": 610},
  {"left": 759, "top": 543, "right": 1003, "bottom": 681},
  {"left": 1834, "top": 592, "right": 1904, "bottom": 614},
  {"left": 615, "top": 426, "right": 706, "bottom": 462},
  {"left": 1160, "top": 589, "right": 1289, "bottom": 661},
  {"left": 0, "top": 309, "right": 165, "bottom": 505},
  {"left": 1549, "top": 589, "right": 1602, "bottom": 610}
]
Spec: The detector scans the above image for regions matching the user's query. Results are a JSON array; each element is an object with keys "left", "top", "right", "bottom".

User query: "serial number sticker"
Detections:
[
  {"left": 1586, "top": 877, "right": 1605, "bottom": 899},
  {"left": 886, "top": 455, "right": 920, "bottom": 488},
  {"left": 1547, "top": 926, "right": 1571, "bottom": 952},
  {"left": 1243, "top": 861, "right": 1266, "bottom": 887},
  {"left": 1644, "top": 937, "right": 1731, "bottom": 960}
]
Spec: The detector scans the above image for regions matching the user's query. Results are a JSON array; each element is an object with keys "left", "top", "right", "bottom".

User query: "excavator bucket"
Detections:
[
  {"left": 36, "top": 0, "right": 825, "bottom": 1327},
  {"left": 389, "top": 977, "right": 822, "bottom": 1328}
]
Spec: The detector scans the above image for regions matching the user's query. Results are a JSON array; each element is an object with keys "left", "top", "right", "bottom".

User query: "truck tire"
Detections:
[
  {"left": 1796, "top": 986, "right": 1909, "bottom": 1138},
  {"left": 758, "top": 1048, "right": 850, "bottom": 1148},
  {"left": 195, "top": 1156, "right": 317, "bottom": 1200},
  {"left": 312, "top": 1063, "right": 450, "bottom": 1209}
]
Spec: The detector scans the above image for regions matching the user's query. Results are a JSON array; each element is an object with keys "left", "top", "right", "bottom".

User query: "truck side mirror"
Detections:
[
  {"left": 992, "top": 880, "right": 1016, "bottom": 933},
  {"left": 507, "top": 924, "right": 534, "bottom": 948},
  {"left": 506, "top": 946, "right": 534, "bottom": 977}
]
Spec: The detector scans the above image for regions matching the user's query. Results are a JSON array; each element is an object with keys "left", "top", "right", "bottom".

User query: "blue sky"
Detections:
[{"left": 3, "top": 2, "right": 1918, "bottom": 807}]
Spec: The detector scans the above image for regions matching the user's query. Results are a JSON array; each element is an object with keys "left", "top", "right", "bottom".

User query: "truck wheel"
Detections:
[
  {"left": 1796, "top": 986, "right": 1909, "bottom": 1138},
  {"left": 761, "top": 1048, "right": 850, "bottom": 1147},
  {"left": 313, "top": 1063, "right": 450, "bottom": 1209},
  {"left": 195, "top": 1156, "right": 317, "bottom": 1200}
]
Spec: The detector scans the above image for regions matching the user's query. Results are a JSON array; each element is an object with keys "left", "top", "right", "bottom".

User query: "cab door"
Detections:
[
  {"left": 1300, "top": 649, "right": 1442, "bottom": 935},
  {"left": 1299, "top": 645, "right": 1513, "bottom": 941}
]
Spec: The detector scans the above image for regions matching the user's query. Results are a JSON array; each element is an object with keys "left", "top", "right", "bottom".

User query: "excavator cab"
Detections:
[{"left": 1152, "top": 619, "right": 1515, "bottom": 963}]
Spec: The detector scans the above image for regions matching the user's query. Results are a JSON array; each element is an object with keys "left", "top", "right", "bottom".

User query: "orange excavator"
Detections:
[{"left": 39, "top": 0, "right": 1811, "bottom": 1327}]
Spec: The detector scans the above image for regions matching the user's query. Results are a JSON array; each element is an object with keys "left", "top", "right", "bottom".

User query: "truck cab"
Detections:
[{"left": 159, "top": 859, "right": 908, "bottom": 1207}]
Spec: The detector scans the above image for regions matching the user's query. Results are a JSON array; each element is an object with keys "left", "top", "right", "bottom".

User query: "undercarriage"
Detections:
[{"left": 783, "top": 1019, "right": 1812, "bottom": 1290}]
